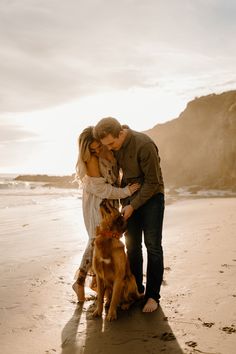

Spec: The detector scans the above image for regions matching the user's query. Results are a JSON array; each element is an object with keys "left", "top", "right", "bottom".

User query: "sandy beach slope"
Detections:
[{"left": 0, "top": 196, "right": 235, "bottom": 354}]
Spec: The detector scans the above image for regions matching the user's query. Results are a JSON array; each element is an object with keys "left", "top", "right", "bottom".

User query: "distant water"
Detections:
[
  {"left": 0, "top": 174, "right": 81, "bottom": 209},
  {"left": 1, "top": 174, "right": 234, "bottom": 210}
]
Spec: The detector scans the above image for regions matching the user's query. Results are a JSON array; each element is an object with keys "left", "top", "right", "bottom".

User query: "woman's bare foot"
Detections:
[
  {"left": 72, "top": 282, "right": 85, "bottom": 302},
  {"left": 142, "top": 298, "right": 159, "bottom": 313}
]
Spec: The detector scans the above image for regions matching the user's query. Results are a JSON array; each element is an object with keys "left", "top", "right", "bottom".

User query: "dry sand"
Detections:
[{"left": 0, "top": 196, "right": 236, "bottom": 354}]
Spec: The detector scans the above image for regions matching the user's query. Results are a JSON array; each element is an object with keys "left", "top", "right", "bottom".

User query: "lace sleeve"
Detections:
[{"left": 82, "top": 175, "right": 131, "bottom": 199}]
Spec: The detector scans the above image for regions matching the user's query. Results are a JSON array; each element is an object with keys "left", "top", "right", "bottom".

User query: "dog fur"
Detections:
[{"left": 92, "top": 199, "right": 141, "bottom": 321}]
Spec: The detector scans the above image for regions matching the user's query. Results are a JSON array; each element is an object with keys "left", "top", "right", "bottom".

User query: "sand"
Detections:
[{"left": 0, "top": 196, "right": 236, "bottom": 354}]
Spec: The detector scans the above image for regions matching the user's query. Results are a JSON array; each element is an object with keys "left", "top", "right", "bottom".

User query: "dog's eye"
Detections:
[{"left": 114, "top": 215, "right": 126, "bottom": 227}]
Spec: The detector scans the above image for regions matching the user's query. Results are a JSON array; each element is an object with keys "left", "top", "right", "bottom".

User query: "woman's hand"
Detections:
[{"left": 128, "top": 183, "right": 141, "bottom": 195}]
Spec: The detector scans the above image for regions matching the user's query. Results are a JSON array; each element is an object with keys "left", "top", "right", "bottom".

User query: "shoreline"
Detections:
[{"left": 0, "top": 197, "right": 235, "bottom": 353}]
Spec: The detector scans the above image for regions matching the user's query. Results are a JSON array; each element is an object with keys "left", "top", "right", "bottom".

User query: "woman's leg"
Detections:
[
  {"left": 73, "top": 238, "right": 94, "bottom": 301},
  {"left": 72, "top": 269, "right": 86, "bottom": 302}
]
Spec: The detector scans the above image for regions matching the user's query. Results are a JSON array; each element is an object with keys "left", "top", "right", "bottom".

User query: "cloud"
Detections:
[
  {"left": 0, "top": 0, "right": 236, "bottom": 113},
  {"left": 0, "top": 123, "right": 38, "bottom": 144}
]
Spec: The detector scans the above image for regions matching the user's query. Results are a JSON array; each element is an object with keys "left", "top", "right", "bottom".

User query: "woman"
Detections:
[{"left": 73, "top": 126, "right": 140, "bottom": 301}]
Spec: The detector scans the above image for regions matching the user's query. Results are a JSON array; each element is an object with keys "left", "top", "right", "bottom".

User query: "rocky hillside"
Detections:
[
  {"left": 145, "top": 90, "right": 236, "bottom": 190},
  {"left": 14, "top": 174, "right": 77, "bottom": 188}
]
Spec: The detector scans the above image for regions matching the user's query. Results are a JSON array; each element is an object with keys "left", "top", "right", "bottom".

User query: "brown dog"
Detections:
[{"left": 92, "top": 199, "right": 141, "bottom": 321}]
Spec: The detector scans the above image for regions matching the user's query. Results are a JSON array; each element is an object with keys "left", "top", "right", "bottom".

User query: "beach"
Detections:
[{"left": 0, "top": 184, "right": 236, "bottom": 353}]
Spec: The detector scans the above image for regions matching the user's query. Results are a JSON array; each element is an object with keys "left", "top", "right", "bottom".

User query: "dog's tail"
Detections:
[{"left": 124, "top": 260, "right": 143, "bottom": 301}]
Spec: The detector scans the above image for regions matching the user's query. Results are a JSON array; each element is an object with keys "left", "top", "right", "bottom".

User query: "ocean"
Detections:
[
  {"left": 1, "top": 174, "right": 234, "bottom": 210},
  {"left": 0, "top": 174, "right": 82, "bottom": 209}
]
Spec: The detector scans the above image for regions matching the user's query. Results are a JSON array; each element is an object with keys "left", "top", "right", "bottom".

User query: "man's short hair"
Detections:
[{"left": 93, "top": 117, "right": 122, "bottom": 140}]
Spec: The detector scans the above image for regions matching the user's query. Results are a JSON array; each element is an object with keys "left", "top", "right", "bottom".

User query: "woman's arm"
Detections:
[
  {"left": 84, "top": 154, "right": 140, "bottom": 199},
  {"left": 82, "top": 176, "right": 140, "bottom": 199}
]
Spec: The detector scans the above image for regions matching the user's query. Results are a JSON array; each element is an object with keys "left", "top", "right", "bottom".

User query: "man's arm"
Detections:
[{"left": 130, "top": 142, "right": 164, "bottom": 210}]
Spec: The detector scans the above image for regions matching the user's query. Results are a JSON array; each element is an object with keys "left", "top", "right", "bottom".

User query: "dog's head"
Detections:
[{"left": 98, "top": 199, "right": 127, "bottom": 236}]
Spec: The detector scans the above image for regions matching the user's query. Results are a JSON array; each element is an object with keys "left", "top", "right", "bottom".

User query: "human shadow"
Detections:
[
  {"left": 61, "top": 299, "right": 184, "bottom": 354},
  {"left": 61, "top": 302, "right": 85, "bottom": 354}
]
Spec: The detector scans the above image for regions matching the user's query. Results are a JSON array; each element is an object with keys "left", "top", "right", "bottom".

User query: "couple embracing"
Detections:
[{"left": 73, "top": 117, "right": 165, "bottom": 314}]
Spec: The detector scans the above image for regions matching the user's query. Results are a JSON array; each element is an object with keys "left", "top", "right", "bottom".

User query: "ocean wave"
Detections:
[
  {"left": 0, "top": 177, "right": 82, "bottom": 209},
  {"left": 0, "top": 180, "right": 39, "bottom": 190}
]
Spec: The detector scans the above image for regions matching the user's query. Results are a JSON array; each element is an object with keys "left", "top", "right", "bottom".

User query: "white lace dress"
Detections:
[{"left": 77, "top": 157, "right": 131, "bottom": 275}]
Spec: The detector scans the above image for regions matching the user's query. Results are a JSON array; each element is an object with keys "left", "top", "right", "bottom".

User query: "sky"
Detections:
[{"left": 0, "top": 0, "right": 236, "bottom": 175}]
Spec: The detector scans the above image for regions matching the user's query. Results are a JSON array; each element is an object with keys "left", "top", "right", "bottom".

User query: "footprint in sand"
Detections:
[
  {"left": 202, "top": 322, "right": 215, "bottom": 328},
  {"left": 221, "top": 263, "right": 233, "bottom": 268},
  {"left": 160, "top": 332, "right": 176, "bottom": 341},
  {"left": 198, "top": 318, "right": 215, "bottom": 328},
  {"left": 185, "top": 340, "right": 197, "bottom": 348},
  {"left": 221, "top": 325, "right": 236, "bottom": 334}
]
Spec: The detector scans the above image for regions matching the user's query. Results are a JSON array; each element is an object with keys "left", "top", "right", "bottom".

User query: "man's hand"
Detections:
[{"left": 121, "top": 205, "right": 134, "bottom": 220}]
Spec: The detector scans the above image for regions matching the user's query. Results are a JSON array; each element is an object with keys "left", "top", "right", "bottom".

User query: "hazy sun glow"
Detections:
[
  {"left": 1, "top": 0, "right": 236, "bottom": 175},
  {"left": 0, "top": 87, "right": 189, "bottom": 175}
]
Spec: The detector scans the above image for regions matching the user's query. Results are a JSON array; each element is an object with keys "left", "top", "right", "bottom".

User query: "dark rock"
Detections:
[{"left": 145, "top": 90, "right": 236, "bottom": 190}]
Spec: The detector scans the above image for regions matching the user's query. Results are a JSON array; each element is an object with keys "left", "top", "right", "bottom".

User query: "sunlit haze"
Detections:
[{"left": 0, "top": 0, "right": 236, "bottom": 175}]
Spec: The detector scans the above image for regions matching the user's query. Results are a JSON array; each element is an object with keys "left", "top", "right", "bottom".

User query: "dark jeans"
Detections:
[{"left": 125, "top": 193, "right": 165, "bottom": 302}]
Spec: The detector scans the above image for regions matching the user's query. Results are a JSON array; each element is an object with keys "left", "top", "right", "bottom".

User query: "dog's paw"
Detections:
[
  {"left": 106, "top": 310, "right": 117, "bottom": 321},
  {"left": 92, "top": 308, "right": 102, "bottom": 318}
]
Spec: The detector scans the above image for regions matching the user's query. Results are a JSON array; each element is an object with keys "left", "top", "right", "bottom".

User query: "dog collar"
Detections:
[{"left": 99, "top": 230, "right": 122, "bottom": 239}]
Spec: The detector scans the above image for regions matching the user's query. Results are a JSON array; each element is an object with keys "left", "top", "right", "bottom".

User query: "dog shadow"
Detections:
[{"left": 61, "top": 299, "right": 184, "bottom": 354}]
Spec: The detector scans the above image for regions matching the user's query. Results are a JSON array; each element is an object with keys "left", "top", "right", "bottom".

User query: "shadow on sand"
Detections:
[{"left": 61, "top": 299, "right": 184, "bottom": 354}]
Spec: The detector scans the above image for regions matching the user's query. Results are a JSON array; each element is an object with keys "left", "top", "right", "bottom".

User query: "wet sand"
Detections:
[{"left": 0, "top": 197, "right": 235, "bottom": 354}]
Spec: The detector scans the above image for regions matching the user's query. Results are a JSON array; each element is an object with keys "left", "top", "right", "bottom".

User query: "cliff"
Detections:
[{"left": 145, "top": 90, "right": 236, "bottom": 190}]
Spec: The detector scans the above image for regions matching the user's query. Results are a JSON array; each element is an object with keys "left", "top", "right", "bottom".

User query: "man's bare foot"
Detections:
[
  {"left": 142, "top": 298, "right": 159, "bottom": 313},
  {"left": 72, "top": 282, "right": 85, "bottom": 302}
]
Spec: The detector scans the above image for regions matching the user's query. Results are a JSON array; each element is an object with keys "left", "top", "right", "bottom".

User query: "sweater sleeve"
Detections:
[
  {"left": 130, "top": 142, "right": 164, "bottom": 210},
  {"left": 82, "top": 175, "right": 131, "bottom": 199}
]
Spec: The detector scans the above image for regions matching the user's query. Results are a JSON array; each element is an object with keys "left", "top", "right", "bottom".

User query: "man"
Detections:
[{"left": 93, "top": 117, "right": 165, "bottom": 313}]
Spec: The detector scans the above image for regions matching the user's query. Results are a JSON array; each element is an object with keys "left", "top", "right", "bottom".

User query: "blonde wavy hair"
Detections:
[{"left": 75, "top": 126, "right": 97, "bottom": 180}]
